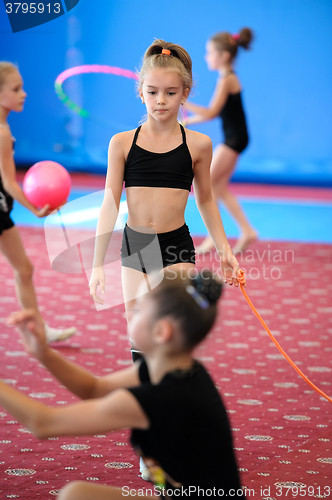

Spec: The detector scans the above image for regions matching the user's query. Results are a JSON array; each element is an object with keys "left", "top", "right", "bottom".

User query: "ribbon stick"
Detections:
[{"left": 237, "top": 270, "right": 332, "bottom": 403}]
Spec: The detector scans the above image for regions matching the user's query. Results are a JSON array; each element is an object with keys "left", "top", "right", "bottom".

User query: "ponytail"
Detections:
[
  {"left": 210, "top": 27, "right": 254, "bottom": 61},
  {"left": 237, "top": 28, "right": 254, "bottom": 50},
  {"left": 138, "top": 39, "right": 193, "bottom": 93}
]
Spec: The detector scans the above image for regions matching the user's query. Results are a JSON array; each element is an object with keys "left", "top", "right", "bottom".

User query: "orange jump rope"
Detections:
[{"left": 237, "top": 269, "right": 332, "bottom": 404}]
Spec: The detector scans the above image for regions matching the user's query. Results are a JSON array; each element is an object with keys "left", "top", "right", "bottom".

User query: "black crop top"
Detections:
[{"left": 124, "top": 124, "right": 194, "bottom": 191}]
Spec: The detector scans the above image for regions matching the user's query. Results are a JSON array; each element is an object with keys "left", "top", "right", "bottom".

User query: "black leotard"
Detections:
[
  {"left": 220, "top": 92, "right": 249, "bottom": 153},
  {"left": 0, "top": 125, "right": 14, "bottom": 213},
  {"left": 127, "top": 359, "right": 242, "bottom": 498}
]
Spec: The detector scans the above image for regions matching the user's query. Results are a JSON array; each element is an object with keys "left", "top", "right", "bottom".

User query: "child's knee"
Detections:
[{"left": 58, "top": 481, "right": 86, "bottom": 500}]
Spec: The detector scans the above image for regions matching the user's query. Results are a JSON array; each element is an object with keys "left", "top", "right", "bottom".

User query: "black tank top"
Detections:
[
  {"left": 219, "top": 92, "right": 248, "bottom": 139},
  {"left": 124, "top": 124, "right": 194, "bottom": 191},
  {"left": 0, "top": 124, "right": 14, "bottom": 213}
]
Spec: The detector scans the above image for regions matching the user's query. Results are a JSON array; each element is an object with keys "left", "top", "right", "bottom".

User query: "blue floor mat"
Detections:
[{"left": 11, "top": 189, "right": 332, "bottom": 244}]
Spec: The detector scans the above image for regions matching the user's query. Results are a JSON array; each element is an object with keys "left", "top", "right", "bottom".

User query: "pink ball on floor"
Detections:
[{"left": 23, "top": 161, "right": 71, "bottom": 210}]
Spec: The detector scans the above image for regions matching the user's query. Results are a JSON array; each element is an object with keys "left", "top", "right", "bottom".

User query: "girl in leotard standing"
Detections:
[
  {"left": 0, "top": 62, "right": 76, "bottom": 343},
  {"left": 184, "top": 28, "right": 258, "bottom": 254},
  {"left": 89, "top": 40, "right": 240, "bottom": 346}
]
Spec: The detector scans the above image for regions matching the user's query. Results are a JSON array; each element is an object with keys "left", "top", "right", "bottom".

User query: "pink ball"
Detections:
[{"left": 23, "top": 161, "right": 71, "bottom": 210}]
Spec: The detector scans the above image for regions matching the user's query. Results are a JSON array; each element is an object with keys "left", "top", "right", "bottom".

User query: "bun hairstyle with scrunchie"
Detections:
[
  {"left": 138, "top": 39, "right": 193, "bottom": 94},
  {"left": 187, "top": 272, "right": 222, "bottom": 308},
  {"left": 150, "top": 269, "right": 223, "bottom": 350},
  {"left": 210, "top": 27, "right": 254, "bottom": 61}
]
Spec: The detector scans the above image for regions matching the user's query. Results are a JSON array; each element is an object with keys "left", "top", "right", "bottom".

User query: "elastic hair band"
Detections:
[
  {"left": 185, "top": 285, "right": 209, "bottom": 310},
  {"left": 161, "top": 49, "right": 171, "bottom": 55},
  {"left": 232, "top": 33, "right": 240, "bottom": 40}
]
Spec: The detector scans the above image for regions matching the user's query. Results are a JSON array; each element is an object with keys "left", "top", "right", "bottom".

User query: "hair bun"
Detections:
[
  {"left": 238, "top": 28, "right": 254, "bottom": 50},
  {"left": 192, "top": 271, "right": 223, "bottom": 305}
]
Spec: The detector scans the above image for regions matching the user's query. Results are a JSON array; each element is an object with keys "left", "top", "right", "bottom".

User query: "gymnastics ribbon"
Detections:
[{"left": 237, "top": 270, "right": 332, "bottom": 403}]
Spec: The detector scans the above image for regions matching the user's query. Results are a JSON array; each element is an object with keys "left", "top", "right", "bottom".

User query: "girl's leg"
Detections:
[
  {"left": 121, "top": 266, "right": 152, "bottom": 324},
  {"left": 166, "top": 262, "right": 195, "bottom": 277},
  {"left": 122, "top": 263, "right": 194, "bottom": 478},
  {"left": 0, "top": 226, "right": 76, "bottom": 342},
  {"left": 122, "top": 262, "right": 195, "bottom": 349},
  {"left": 121, "top": 266, "right": 153, "bottom": 361},
  {"left": 197, "top": 144, "right": 257, "bottom": 254},
  {"left": 0, "top": 226, "right": 39, "bottom": 310},
  {"left": 59, "top": 480, "right": 158, "bottom": 500},
  {"left": 121, "top": 266, "right": 157, "bottom": 477}
]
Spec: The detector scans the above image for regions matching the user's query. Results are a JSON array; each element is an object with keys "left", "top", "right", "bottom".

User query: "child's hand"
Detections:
[
  {"left": 89, "top": 266, "right": 105, "bottom": 305},
  {"left": 219, "top": 253, "right": 240, "bottom": 287},
  {"left": 6, "top": 309, "right": 48, "bottom": 359},
  {"left": 56, "top": 199, "right": 68, "bottom": 210},
  {"left": 35, "top": 204, "right": 52, "bottom": 217}
]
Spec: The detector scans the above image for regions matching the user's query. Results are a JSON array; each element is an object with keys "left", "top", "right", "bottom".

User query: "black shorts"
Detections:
[
  {"left": 224, "top": 130, "right": 249, "bottom": 154},
  {"left": 0, "top": 210, "right": 14, "bottom": 236},
  {"left": 121, "top": 223, "right": 196, "bottom": 274}
]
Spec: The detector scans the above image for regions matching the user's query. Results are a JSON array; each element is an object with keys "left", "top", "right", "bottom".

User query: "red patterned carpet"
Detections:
[{"left": 0, "top": 227, "right": 331, "bottom": 499}]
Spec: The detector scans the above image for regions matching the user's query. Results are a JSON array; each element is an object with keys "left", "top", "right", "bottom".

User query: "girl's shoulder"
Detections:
[
  {"left": 109, "top": 129, "right": 137, "bottom": 145},
  {"left": 108, "top": 128, "right": 138, "bottom": 149},
  {"left": 219, "top": 72, "right": 242, "bottom": 94},
  {"left": 0, "top": 126, "right": 13, "bottom": 151},
  {"left": 0, "top": 125, "right": 12, "bottom": 141},
  {"left": 108, "top": 129, "right": 139, "bottom": 161},
  {"left": 185, "top": 128, "right": 212, "bottom": 150},
  {"left": 185, "top": 129, "right": 212, "bottom": 163}
]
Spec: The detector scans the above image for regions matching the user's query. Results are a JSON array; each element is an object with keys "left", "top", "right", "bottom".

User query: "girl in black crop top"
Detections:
[
  {"left": 89, "top": 40, "right": 240, "bottom": 338},
  {"left": 184, "top": 29, "right": 258, "bottom": 255},
  {"left": 3, "top": 270, "right": 243, "bottom": 499}
]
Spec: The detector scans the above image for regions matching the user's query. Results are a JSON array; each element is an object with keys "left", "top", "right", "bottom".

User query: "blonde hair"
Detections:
[
  {"left": 210, "top": 28, "right": 254, "bottom": 61},
  {"left": 0, "top": 62, "right": 19, "bottom": 90},
  {"left": 138, "top": 39, "right": 193, "bottom": 93}
]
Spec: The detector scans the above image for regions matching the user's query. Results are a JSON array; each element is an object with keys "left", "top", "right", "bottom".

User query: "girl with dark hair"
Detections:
[
  {"left": 2, "top": 270, "right": 242, "bottom": 499},
  {"left": 184, "top": 29, "right": 258, "bottom": 255}
]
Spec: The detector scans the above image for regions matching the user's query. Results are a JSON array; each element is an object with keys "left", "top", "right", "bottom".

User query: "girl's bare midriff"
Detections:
[{"left": 126, "top": 186, "right": 189, "bottom": 233}]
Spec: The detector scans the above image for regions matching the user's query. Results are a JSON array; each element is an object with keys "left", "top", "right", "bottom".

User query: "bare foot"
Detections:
[
  {"left": 196, "top": 236, "right": 216, "bottom": 255},
  {"left": 233, "top": 230, "right": 258, "bottom": 255}
]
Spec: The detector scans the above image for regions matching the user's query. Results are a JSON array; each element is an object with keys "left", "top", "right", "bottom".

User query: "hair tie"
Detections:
[
  {"left": 232, "top": 33, "right": 240, "bottom": 40},
  {"left": 161, "top": 49, "right": 171, "bottom": 56},
  {"left": 185, "top": 285, "right": 209, "bottom": 310}
]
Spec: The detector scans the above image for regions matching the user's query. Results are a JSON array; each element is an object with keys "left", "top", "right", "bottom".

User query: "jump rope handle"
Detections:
[{"left": 237, "top": 269, "right": 332, "bottom": 404}]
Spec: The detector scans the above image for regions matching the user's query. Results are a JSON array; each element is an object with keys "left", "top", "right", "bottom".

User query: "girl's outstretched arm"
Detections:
[
  {"left": 0, "top": 380, "right": 149, "bottom": 439},
  {"left": 184, "top": 77, "right": 231, "bottom": 125},
  {"left": 0, "top": 128, "right": 51, "bottom": 216},
  {"left": 6, "top": 309, "right": 140, "bottom": 400},
  {"left": 191, "top": 133, "right": 239, "bottom": 285}
]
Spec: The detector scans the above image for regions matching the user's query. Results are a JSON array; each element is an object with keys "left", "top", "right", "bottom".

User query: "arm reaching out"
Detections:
[
  {"left": 0, "top": 380, "right": 149, "bottom": 439},
  {"left": 6, "top": 309, "right": 140, "bottom": 400},
  {"left": 184, "top": 77, "right": 230, "bottom": 125},
  {"left": 0, "top": 129, "right": 52, "bottom": 216},
  {"left": 2, "top": 310, "right": 147, "bottom": 439}
]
